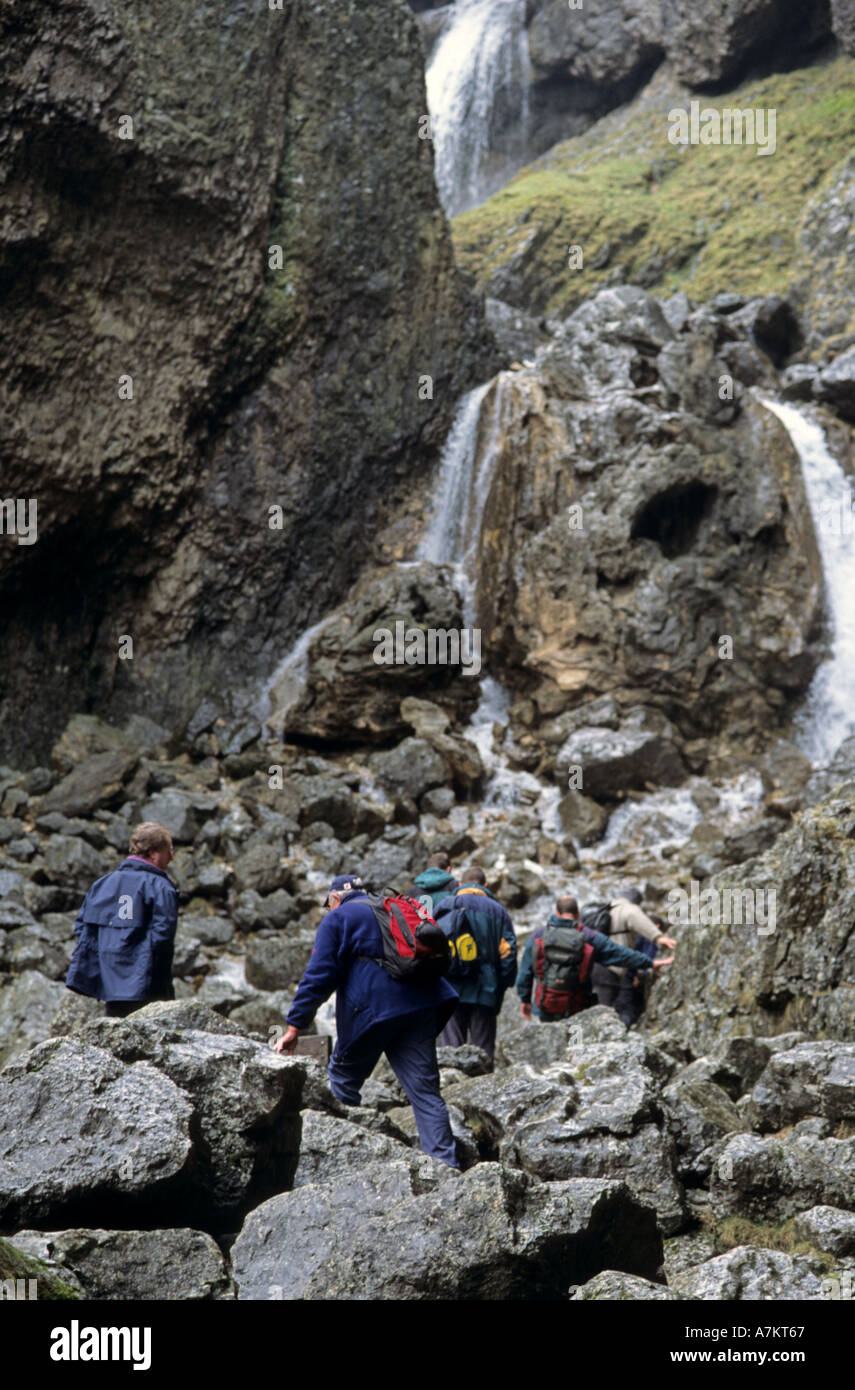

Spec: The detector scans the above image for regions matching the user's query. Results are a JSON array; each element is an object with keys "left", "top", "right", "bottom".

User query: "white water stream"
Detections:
[
  {"left": 759, "top": 398, "right": 855, "bottom": 765},
  {"left": 425, "top": 0, "right": 531, "bottom": 216}
]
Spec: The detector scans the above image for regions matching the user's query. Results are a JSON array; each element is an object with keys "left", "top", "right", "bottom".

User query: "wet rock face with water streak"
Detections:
[
  {"left": 646, "top": 789, "right": 855, "bottom": 1049},
  {"left": 468, "top": 287, "right": 823, "bottom": 762},
  {"left": 0, "top": 0, "right": 492, "bottom": 764}
]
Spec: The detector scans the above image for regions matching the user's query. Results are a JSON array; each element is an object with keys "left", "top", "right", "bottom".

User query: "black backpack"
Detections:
[
  {"left": 363, "top": 891, "right": 450, "bottom": 984},
  {"left": 580, "top": 901, "right": 614, "bottom": 936}
]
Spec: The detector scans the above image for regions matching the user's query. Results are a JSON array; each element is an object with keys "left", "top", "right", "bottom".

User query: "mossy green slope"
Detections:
[{"left": 451, "top": 55, "right": 855, "bottom": 323}]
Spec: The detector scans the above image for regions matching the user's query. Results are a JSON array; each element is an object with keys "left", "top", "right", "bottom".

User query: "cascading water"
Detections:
[
  {"left": 425, "top": 0, "right": 531, "bottom": 217},
  {"left": 760, "top": 398, "right": 855, "bottom": 765}
]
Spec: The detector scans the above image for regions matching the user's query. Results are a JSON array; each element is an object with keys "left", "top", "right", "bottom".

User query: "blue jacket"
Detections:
[
  {"left": 434, "top": 883, "right": 517, "bottom": 1011},
  {"left": 517, "top": 914, "right": 656, "bottom": 1019},
  {"left": 286, "top": 890, "right": 458, "bottom": 1054},
  {"left": 66, "top": 857, "right": 178, "bottom": 1003}
]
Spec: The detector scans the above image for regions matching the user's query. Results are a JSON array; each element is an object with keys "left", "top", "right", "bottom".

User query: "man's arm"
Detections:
[
  {"left": 587, "top": 929, "right": 658, "bottom": 974},
  {"left": 612, "top": 900, "right": 675, "bottom": 947},
  {"left": 285, "top": 913, "right": 343, "bottom": 1031}
]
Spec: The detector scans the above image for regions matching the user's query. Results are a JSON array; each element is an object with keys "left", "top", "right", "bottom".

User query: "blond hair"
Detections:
[{"left": 129, "top": 821, "right": 173, "bottom": 858}]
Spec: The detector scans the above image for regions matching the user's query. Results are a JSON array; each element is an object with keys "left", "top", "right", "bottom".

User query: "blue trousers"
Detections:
[{"left": 328, "top": 1007, "right": 459, "bottom": 1168}]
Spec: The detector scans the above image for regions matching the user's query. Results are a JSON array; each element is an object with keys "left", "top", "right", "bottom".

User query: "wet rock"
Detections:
[
  {"left": 139, "top": 789, "right": 221, "bottom": 845},
  {"left": 39, "top": 749, "right": 139, "bottom": 819},
  {"left": 710, "top": 1132, "right": 855, "bottom": 1224},
  {"left": 832, "top": 0, "right": 855, "bottom": 54},
  {"left": 647, "top": 792, "right": 855, "bottom": 1049},
  {"left": 76, "top": 1003, "right": 308, "bottom": 1224},
  {"left": 231, "top": 841, "right": 288, "bottom": 896},
  {"left": 232, "top": 1157, "right": 457, "bottom": 1300},
  {"left": 228, "top": 991, "right": 292, "bottom": 1039},
  {"left": 399, "top": 698, "right": 484, "bottom": 792},
  {"left": 436, "top": 1044, "right": 492, "bottom": 1077},
  {"left": 571, "top": 1270, "right": 678, "bottom": 1300},
  {"left": 495, "top": 1005, "right": 627, "bottom": 1071},
  {"left": 292, "top": 1111, "right": 412, "bottom": 1189},
  {"left": 497, "top": 1043, "right": 686, "bottom": 1233},
  {"left": 179, "top": 913, "right": 235, "bottom": 947},
  {"left": 0, "top": 970, "right": 67, "bottom": 1066},
  {"left": 816, "top": 344, "right": 855, "bottom": 421},
  {"left": 803, "top": 736, "right": 855, "bottom": 802},
  {"left": 780, "top": 363, "right": 820, "bottom": 402},
  {"left": 370, "top": 738, "right": 451, "bottom": 804},
  {"left": 792, "top": 1205, "right": 855, "bottom": 1257},
  {"left": 662, "top": 1073, "right": 746, "bottom": 1181},
  {"left": 300, "top": 1166, "right": 663, "bottom": 1300},
  {"left": 662, "top": 1229, "right": 717, "bottom": 1281},
  {"left": 670, "top": 1246, "right": 826, "bottom": 1301},
  {"left": 10, "top": 1227, "right": 233, "bottom": 1300},
  {"left": 749, "top": 1042, "right": 855, "bottom": 1131},
  {"left": 40, "top": 836, "right": 107, "bottom": 889},
  {"left": 272, "top": 565, "right": 480, "bottom": 745},
  {"left": 0, "top": 1038, "right": 195, "bottom": 1229},
  {"left": 244, "top": 933, "right": 315, "bottom": 991},
  {"left": 557, "top": 790, "right": 610, "bottom": 845},
  {"left": 555, "top": 708, "right": 687, "bottom": 800},
  {"left": 660, "top": 0, "right": 830, "bottom": 85}
]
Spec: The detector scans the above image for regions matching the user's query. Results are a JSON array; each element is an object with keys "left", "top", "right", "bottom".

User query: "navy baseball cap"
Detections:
[{"left": 323, "top": 874, "right": 365, "bottom": 907}]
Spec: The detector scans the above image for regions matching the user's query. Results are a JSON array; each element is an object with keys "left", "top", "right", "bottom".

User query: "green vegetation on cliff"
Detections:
[{"left": 452, "top": 55, "right": 855, "bottom": 322}]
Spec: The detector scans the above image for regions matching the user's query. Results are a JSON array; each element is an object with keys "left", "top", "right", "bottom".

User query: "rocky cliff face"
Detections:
[{"left": 0, "top": 0, "right": 494, "bottom": 762}]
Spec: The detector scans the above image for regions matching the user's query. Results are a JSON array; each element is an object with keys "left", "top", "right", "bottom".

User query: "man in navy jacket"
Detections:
[
  {"left": 433, "top": 866, "right": 517, "bottom": 1064},
  {"left": 274, "top": 874, "right": 460, "bottom": 1168},
  {"left": 65, "top": 821, "right": 178, "bottom": 1018}
]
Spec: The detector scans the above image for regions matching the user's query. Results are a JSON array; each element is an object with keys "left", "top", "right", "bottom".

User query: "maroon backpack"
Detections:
[{"left": 364, "top": 892, "right": 450, "bottom": 984}]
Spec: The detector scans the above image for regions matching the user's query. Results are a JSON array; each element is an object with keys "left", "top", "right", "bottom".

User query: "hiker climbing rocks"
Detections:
[
  {"left": 433, "top": 865, "right": 517, "bottom": 1065},
  {"left": 517, "top": 894, "right": 673, "bottom": 1023},
  {"left": 274, "top": 874, "right": 460, "bottom": 1168},
  {"left": 582, "top": 887, "right": 677, "bottom": 1028}
]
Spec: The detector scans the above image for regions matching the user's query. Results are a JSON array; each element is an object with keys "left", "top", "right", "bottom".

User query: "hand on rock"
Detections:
[{"left": 274, "top": 1026, "right": 300, "bottom": 1054}]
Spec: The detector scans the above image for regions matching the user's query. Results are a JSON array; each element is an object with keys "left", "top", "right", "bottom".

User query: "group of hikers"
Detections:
[{"left": 66, "top": 829, "right": 676, "bottom": 1170}]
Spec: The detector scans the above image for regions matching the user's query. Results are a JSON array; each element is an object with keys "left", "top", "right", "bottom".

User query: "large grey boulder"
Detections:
[
  {"left": 555, "top": 707, "right": 686, "bottom": 800},
  {"left": 660, "top": 0, "right": 830, "bottom": 85},
  {"left": 0, "top": 970, "right": 67, "bottom": 1067},
  {"left": 451, "top": 1041, "right": 685, "bottom": 1233},
  {"left": 306, "top": 1166, "right": 662, "bottom": 1300},
  {"left": 496, "top": 1006, "right": 627, "bottom": 1070},
  {"left": 0, "top": 1038, "right": 195, "bottom": 1229},
  {"left": 816, "top": 345, "right": 855, "bottom": 422},
  {"left": 662, "top": 1072, "right": 746, "bottom": 1181},
  {"left": 749, "top": 1042, "right": 855, "bottom": 1131},
  {"left": 10, "top": 1227, "right": 233, "bottom": 1300},
  {"left": 39, "top": 749, "right": 138, "bottom": 819},
  {"left": 671, "top": 1246, "right": 826, "bottom": 1300},
  {"left": 76, "top": 1002, "right": 307, "bottom": 1223},
  {"left": 710, "top": 1133, "right": 855, "bottom": 1224},
  {"left": 244, "top": 932, "right": 316, "bottom": 990},
  {"left": 793, "top": 1206, "right": 855, "bottom": 1257},
  {"left": 232, "top": 1157, "right": 457, "bottom": 1300},
  {"left": 292, "top": 1112, "right": 413, "bottom": 1189},
  {"left": 832, "top": 0, "right": 855, "bottom": 54},
  {"left": 571, "top": 1270, "right": 679, "bottom": 1300},
  {"left": 647, "top": 791, "right": 855, "bottom": 1050}
]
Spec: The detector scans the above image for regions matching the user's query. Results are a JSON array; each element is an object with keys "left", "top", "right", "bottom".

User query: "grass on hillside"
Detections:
[{"left": 451, "top": 55, "right": 855, "bottom": 316}]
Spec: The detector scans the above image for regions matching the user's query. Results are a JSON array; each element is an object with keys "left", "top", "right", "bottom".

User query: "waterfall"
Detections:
[
  {"left": 760, "top": 399, "right": 855, "bottom": 765},
  {"left": 425, "top": 0, "right": 531, "bottom": 217},
  {"left": 418, "top": 375, "right": 510, "bottom": 624}
]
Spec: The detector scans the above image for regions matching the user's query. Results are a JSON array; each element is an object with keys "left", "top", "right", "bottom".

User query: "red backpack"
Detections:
[{"left": 364, "top": 892, "right": 450, "bottom": 984}]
